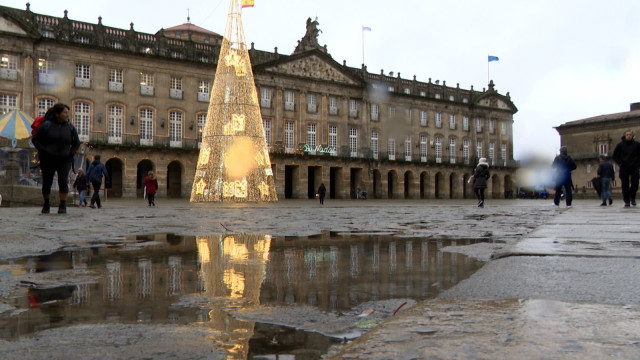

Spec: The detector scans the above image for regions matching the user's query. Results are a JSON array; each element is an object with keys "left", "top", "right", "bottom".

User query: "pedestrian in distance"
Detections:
[
  {"left": 73, "top": 169, "right": 88, "bottom": 207},
  {"left": 469, "top": 157, "right": 490, "bottom": 208},
  {"left": 31, "top": 103, "right": 80, "bottom": 214},
  {"left": 552, "top": 146, "right": 577, "bottom": 209},
  {"left": 143, "top": 170, "right": 158, "bottom": 206},
  {"left": 317, "top": 183, "right": 326, "bottom": 205},
  {"left": 597, "top": 155, "right": 615, "bottom": 206},
  {"left": 86, "top": 155, "right": 109, "bottom": 209},
  {"left": 612, "top": 129, "right": 640, "bottom": 207}
]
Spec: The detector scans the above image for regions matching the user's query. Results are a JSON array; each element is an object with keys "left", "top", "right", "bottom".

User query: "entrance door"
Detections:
[{"left": 167, "top": 161, "right": 182, "bottom": 198}]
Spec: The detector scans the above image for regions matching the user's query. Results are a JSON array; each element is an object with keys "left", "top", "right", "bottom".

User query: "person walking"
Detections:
[
  {"left": 31, "top": 103, "right": 80, "bottom": 214},
  {"left": 143, "top": 170, "right": 158, "bottom": 206},
  {"left": 317, "top": 183, "right": 326, "bottom": 205},
  {"left": 612, "top": 129, "right": 640, "bottom": 207},
  {"left": 597, "top": 155, "right": 615, "bottom": 206},
  {"left": 552, "top": 146, "right": 577, "bottom": 209},
  {"left": 73, "top": 169, "right": 88, "bottom": 207},
  {"left": 470, "top": 157, "right": 490, "bottom": 208},
  {"left": 86, "top": 155, "right": 109, "bottom": 209}
]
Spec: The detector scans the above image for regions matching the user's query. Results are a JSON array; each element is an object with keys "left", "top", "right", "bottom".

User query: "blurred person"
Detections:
[
  {"left": 73, "top": 168, "right": 88, "bottom": 207},
  {"left": 552, "top": 146, "right": 577, "bottom": 209},
  {"left": 612, "top": 129, "right": 640, "bottom": 207},
  {"left": 143, "top": 170, "right": 158, "bottom": 206},
  {"left": 86, "top": 155, "right": 109, "bottom": 209},
  {"left": 32, "top": 103, "right": 80, "bottom": 214},
  {"left": 317, "top": 183, "right": 326, "bottom": 205},
  {"left": 597, "top": 155, "right": 615, "bottom": 206},
  {"left": 470, "top": 157, "right": 490, "bottom": 208}
]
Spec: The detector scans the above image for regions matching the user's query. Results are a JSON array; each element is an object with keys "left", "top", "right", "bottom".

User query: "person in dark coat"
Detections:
[
  {"left": 597, "top": 155, "right": 615, "bottom": 206},
  {"left": 317, "top": 183, "right": 326, "bottom": 205},
  {"left": 552, "top": 146, "right": 577, "bottom": 208},
  {"left": 73, "top": 169, "right": 88, "bottom": 207},
  {"left": 86, "top": 155, "right": 109, "bottom": 209},
  {"left": 471, "top": 157, "right": 490, "bottom": 207},
  {"left": 143, "top": 170, "right": 158, "bottom": 206},
  {"left": 32, "top": 103, "right": 80, "bottom": 214},
  {"left": 612, "top": 129, "right": 640, "bottom": 207}
]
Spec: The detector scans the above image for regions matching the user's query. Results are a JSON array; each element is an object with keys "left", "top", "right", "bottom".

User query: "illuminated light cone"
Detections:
[{"left": 191, "top": 0, "right": 277, "bottom": 202}]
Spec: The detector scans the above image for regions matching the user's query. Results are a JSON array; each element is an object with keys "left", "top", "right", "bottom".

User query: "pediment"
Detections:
[
  {"left": 0, "top": 14, "right": 29, "bottom": 36},
  {"left": 475, "top": 92, "right": 517, "bottom": 113},
  {"left": 260, "top": 54, "right": 360, "bottom": 86}
]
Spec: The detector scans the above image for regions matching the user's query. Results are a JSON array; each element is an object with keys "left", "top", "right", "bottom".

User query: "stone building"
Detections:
[
  {"left": 554, "top": 103, "right": 640, "bottom": 196},
  {"left": 0, "top": 4, "right": 518, "bottom": 200}
]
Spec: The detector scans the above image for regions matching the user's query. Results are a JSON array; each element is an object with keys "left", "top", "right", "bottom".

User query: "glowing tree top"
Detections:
[{"left": 191, "top": 0, "right": 277, "bottom": 202}]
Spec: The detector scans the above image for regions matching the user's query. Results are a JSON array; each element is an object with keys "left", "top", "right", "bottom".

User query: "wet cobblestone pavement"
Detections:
[{"left": 1, "top": 198, "right": 639, "bottom": 359}]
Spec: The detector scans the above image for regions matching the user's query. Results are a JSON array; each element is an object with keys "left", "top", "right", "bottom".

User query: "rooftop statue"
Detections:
[{"left": 294, "top": 17, "right": 325, "bottom": 53}]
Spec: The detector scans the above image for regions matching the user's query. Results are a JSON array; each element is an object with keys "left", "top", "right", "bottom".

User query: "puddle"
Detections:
[{"left": 0, "top": 233, "right": 486, "bottom": 358}]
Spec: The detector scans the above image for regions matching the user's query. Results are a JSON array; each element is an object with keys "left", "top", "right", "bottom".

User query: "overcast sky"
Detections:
[{"left": 6, "top": 0, "right": 640, "bottom": 161}]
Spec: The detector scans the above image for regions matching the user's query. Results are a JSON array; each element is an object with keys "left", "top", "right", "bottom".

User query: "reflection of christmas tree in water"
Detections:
[{"left": 191, "top": 0, "right": 277, "bottom": 202}]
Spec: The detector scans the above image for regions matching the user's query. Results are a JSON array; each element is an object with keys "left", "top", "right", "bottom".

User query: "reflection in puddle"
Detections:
[{"left": 0, "top": 233, "right": 485, "bottom": 358}]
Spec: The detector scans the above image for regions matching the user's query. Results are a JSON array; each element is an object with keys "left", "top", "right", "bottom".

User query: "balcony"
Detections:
[
  {"left": 75, "top": 78, "right": 90, "bottom": 88},
  {"left": 169, "top": 89, "right": 183, "bottom": 99},
  {"left": 140, "top": 85, "right": 154, "bottom": 96},
  {"left": 39, "top": 73, "right": 56, "bottom": 85},
  {"left": 109, "top": 81, "right": 123, "bottom": 92},
  {"left": 0, "top": 68, "right": 17, "bottom": 80},
  {"left": 197, "top": 92, "right": 209, "bottom": 102}
]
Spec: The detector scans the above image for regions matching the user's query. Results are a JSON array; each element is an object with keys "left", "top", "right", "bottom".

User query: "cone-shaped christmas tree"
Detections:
[{"left": 191, "top": 0, "right": 277, "bottom": 202}]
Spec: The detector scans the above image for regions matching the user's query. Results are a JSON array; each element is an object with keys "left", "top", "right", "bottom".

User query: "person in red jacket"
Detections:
[{"left": 143, "top": 170, "right": 158, "bottom": 206}]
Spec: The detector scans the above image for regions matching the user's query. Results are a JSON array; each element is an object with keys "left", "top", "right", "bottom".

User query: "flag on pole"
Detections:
[
  {"left": 362, "top": 26, "right": 371, "bottom": 31},
  {"left": 242, "top": 0, "right": 254, "bottom": 8},
  {"left": 488, "top": 55, "right": 499, "bottom": 62}
]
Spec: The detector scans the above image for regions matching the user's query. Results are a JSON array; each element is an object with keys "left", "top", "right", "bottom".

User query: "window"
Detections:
[
  {"left": 38, "top": 58, "right": 55, "bottom": 85},
  {"left": 501, "top": 122, "right": 508, "bottom": 135},
  {"left": 449, "top": 114, "right": 456, "bottom": 130},
  {"left": 37, "top": 98, "right": 55, "bottom": 117},
  {"left": 435, "top": 112, "right": 442, "bottom": 128},
  {"left": 73, "top": 102, "right": 91, "bottom": 142},
  {"left": 75, "top": 64, "right": 91, "bottom": 88},
  {"left": 420, "top": 110, "right": 427, "bottom": 126},
  {"left": 404, "top": 135, "right": 412, "bottom": 161},
  {"left": 329, "top": 125, "right": 337, "bottom": 156},
  {"left": 170, "top": 77, "right": 183, "bottom": 99},
  {"left": 0, "top": 94, "right": 18, "bottom": 114},
  {"left": 462, "top": 98, "right": 468, "bottom": 103},
  {"left": 501, "top": 143, "right": 507, "bottom": 166},
  {"left": 404, "top": 88, "right": 410, "bottom": 94},
  {"left": 169, "top": 111, "right": 183, "bottom": 147},
  {"left": 420, "top": 135, "right": 427, "bottom": 162},
  {"left": 435, "top": 93, "right": 441, "bottom": 99},
  {"left": 198, "top": 80, "right": 210, "bottom": 102},
  {"left": 387, "top": 86, "right": 394, "bottom": 92},
  {"left": 76, "top": 36, "right": 89, "bottom": 44},
  {"left": 307, "top": 123, "right": 317, "bottom": 151},
  {"left": 435, "top": 137, "right": 442, "bottom": 163},
  {"left": 108, "top": 105, "right": 123, "bottom": 144},
  {"left": 599, "top": 143, "right": 608, "bottom": 155},
  {"left": 476, "top": 117, "right": 483, "bottom": 132},
  {"left": 349, "top": 128, "right": 357, "bottom": 157},
  {"left": 463, "top": 139, "right": 470, "bottom": 164},
  {"left": 284, "top": 90, "right": 295, "bottom": 111},
  {"left": 449, "top": 95, "right": 455, "bottom": 101},
  {"left": 109, "top": 69, "right": 123, "bottom": 92},
  {"left": 262, "top": 118, "right": 271, "bottom": 148},
  {"left": 419, "top": 90, "right": 426, "bottom": 97},
  {"left": 388, "top": 106, "right": 395, "bottom": 120},
  {"left": 260, "top": 87, "right": 272, "bottom": 108},
  {"left": 198, "top": 113, "right": 207, "bottom": 147},
  {"left": 371, "top": 131, "right": 379, "bottom": 160},
  {"left": 370, "top": 104, "right": 379, "bottom": 121},
  {"left": 329, "top": 96, "right": 338, "bottom": 115},
  {"left": 284, "top": 121, "right": 295, "bottom": 153},
  {"left": 449, "top": 138, "right": 456, "bottom": 164},
  {"left": 110, "top": 41, "right": 122, "bottom": 49},
  {"left": 388, "top": 137, "right": 395, "bottom": 161},
  {"left": 349, "top": 99, "right": 358, "bottom": 118},
  {"left": 0, "top": 54, "right": 18, "bottom": 80},
  {"left": 307, "top": 93, "right": 317, "bottom": 113},
  {"left": 489, "top": 142, "right": 495, "bottom": 164},
  {"left": 405, "top": 108, "right": 411, "bottom": 124},
  {"left": 140, "top": 108, "right": 154, "bottom": 146},
  {"left": 463, "top": 116, "right": 469, "bottom": 131},
  {"left": 476, "top": 140, "right": 483, "bottom": 158},
  {"left": 140, "top": 72, "right": 154, "bottom": 96},
  {"left": 489, "top": 119, "right": 495, "bottom": 134}
]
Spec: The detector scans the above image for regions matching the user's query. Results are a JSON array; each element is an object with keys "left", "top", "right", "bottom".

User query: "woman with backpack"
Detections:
[
  {"left": 470, "top": 158, "right": 491, "bottom": 208},
  {"left": 32, "top": 103, "right": 80, "bottom": 214}
]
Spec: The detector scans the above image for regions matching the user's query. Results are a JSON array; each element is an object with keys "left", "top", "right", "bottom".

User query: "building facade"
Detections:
[
  {"left": 555, "top": 103, "right": 640, "bottom": 196},
  {"left": 0, "top": 4, "right": 518, "bottom": 200}
]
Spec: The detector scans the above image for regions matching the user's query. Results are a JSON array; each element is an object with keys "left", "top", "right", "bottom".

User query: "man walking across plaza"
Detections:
[
  {"left": 597, "top": 155, "right": 615, "bottom": 206},
  {"left": 86, "top": 155, "right": 109, "bottom": 209},
  {"left": 612, "top": 129, "right": 640, "bottom": 207},
  {"left": 552, "top": 146, "right": 577, "bottom": 208}
]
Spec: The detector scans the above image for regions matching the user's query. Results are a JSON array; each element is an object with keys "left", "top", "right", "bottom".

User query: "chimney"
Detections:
[{"left": 630, "top": 102, "right": 640, "bottom": 111}]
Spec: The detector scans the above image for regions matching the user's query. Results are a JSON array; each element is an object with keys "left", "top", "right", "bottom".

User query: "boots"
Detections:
[
  {"left": 58, "top": 200, "right": 67, "bottom": 214},
  {"left": 41, "top": 199, "right": 50, "bottom": 214}
]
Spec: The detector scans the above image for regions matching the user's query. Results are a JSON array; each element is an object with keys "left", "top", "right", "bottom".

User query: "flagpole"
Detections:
[
  {"left": 487, "top": 56, "right": 490, "bottom": 85},
  {"left": 361, "top": 26, "right": 365, "bottom": 66}
]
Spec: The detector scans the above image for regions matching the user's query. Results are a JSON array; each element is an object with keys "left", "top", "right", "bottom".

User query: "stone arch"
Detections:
[
  {"left": 419, "top": 171, "right": 430, "bottom": 199},
  {"left": 372, "top": 169, "right": 382, "bottom": 199},
  {"left": 491, "top": 174, "right": 501, "bottom": 199},
  {"left": 105, "top": 157, "right": 124, "bottom": 198},
  {"left": 434, "top": 171, "right": 445, "bottom": 199},
  {"left": 387, "top": 170, "right": 398, "bottom": 199},
  {"left": 504, "top": 174, "right": 514, "bottom": 198},
  {"left": 404, "top": 170, "right": 414, "bottom": 199},
  {"left": 137, "top": 159, "right": 155, "bottom": 198},
  {"left": 449, "top": 172, "right": 461, "bottom": 199},
  {"left": 167, "top": 160, "right": 183, "bottom": 198},
  {"left": 463, "top": 173, "right": 473, "bottom": 199}
]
